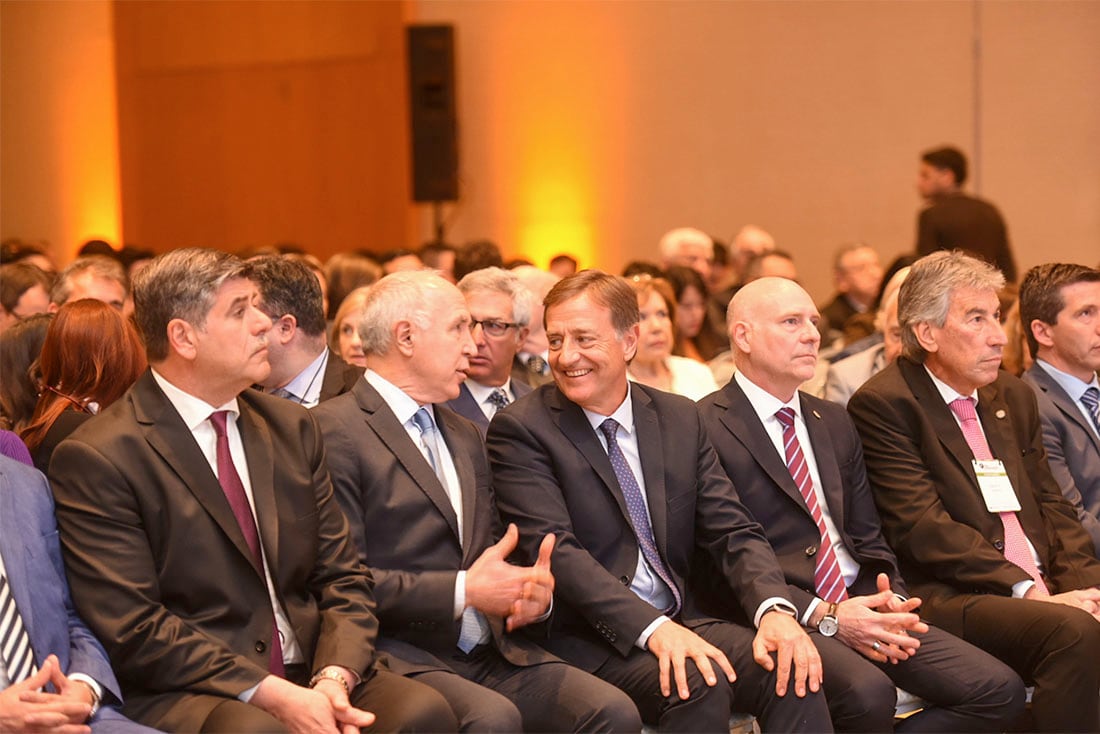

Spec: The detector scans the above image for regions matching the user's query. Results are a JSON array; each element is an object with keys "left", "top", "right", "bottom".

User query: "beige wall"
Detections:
[
  {"left": 1, "top": 0, "right": 122, "bottom": 265},
  {"left": 412, "top": 0, "right": 1100, "bottom": 301}
]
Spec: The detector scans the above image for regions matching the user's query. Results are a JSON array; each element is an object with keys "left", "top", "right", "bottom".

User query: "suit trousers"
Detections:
[
  {"left": 813, "top": 626, "right": 1025, "bottom": 732},
  {"left": 590, "top": 620, "right": 831, "bottom": 733}
]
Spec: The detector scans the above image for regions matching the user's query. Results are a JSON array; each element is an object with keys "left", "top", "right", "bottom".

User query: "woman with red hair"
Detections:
[{"left": 21, "top": 299, "right": 146, "bottom": 472}]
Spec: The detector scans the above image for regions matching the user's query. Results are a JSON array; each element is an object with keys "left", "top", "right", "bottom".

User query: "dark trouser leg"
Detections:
[
  {"left": 407, "top": 667, "right": 523, "bottom": 732},
  {"left": 354, "top": 668, "right": 459, "bottom": 733},
  {"left": 811, "top": 634, "right": 897, "bottom": 732},
  {"left": 200, "top": 700, "right": 286, "bottom": 733}
]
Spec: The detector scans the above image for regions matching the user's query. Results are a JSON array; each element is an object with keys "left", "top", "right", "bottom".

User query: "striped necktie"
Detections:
[
  {"left": 0, "top": 572, "right": 37, "bottom": 683},
  {"left": 1080, "top": 386, "right": 1100, "bottom": 437}
]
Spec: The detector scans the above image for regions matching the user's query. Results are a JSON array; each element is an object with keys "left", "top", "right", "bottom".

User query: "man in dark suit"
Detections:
[
  {"left": 443, "top": 267, "right": 533, "bottom": 438},
  {"left": 0, "top": 455, "right": 157, "bottom": 733},
  {"left": 848, "top": 250, "right": 1100, "bottom": 732},
  {"left": 49, "top": 249, "right": 454, "bottom": 733},
  {"left": 1019, "top": 262, "right": 1100, "bottom": 556},
  {"left": 914, "top": 146, "right": 1016, "bottom": 282},
  {"left": 250, "top": 255, "right": 362, "bottom": 407},
  {"left": 700, "top": 277, "right": 1024, "bottom": 732},
  {"left": 315, "top": 270, "right": 639, "bottom": 731},
  {"left": 487, "top": 270, "right": 829, "bottom": 732}
]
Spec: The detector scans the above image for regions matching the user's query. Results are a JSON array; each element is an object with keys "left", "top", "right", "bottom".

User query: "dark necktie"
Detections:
[
  {"left": 209, "top": 411, "right": 286, "bottom": 675},
  {"left": 526, "top": 355, "right": 548, "bottom": 376},
  {"left": 0, "top": 572, "right": 36, "bottom": 683},
  {"left": 598, "top": 418, "right": 681, "bottom": 616},
  {"left": 947, "top": 398, "right": 1049, "bottom": 595},
  {"left": 774, "top": 408, "right": 848, "bottom": 603},
  {"left": 1080, "top": 386, "right": 1100, "bottom": 438},
  {"left": 486, "top": 388, "right": 510, "bottom": 415}
]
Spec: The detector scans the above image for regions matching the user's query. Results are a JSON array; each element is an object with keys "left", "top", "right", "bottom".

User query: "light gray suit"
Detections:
[{"left": 1021, "top": 362, "right": 1100, "bottom": 556}]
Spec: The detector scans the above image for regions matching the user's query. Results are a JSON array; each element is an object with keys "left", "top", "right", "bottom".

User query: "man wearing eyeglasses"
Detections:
[{"left": 444, "top": 267, "right": 535, "bottom": 438}]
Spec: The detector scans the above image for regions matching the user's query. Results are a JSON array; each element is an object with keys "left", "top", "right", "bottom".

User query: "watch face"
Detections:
[{"left": 818, "top": 615, "right": 839, "bottom": 637}]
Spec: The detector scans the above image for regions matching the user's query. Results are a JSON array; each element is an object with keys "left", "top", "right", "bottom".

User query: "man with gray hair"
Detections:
[
  {"left": 848, "top": 250, "right": 1100, "bottom": 731},
  {"left": 314, "top": 270, "right": 641, "bottom": 732},
  {"left": 49, "top": 255, "right": 129, "bottom": 314},
  {"left": 444, "top": 267, "right": 534, "bottom": 438},
  {"left": 658, "top": 227, "right": 714, "bottom": 282}
]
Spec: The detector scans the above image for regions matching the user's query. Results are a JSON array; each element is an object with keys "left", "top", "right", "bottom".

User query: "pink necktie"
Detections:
[
  {"left": 775, "top": 408, "right": 848, "bottom": 603},
  {"left": 947, "top": 398, "right": 1049, "bottom": 596}
]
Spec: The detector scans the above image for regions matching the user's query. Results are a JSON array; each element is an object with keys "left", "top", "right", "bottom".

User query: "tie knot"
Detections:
[
  {"left": 487, "top": 387, "right": 510, "bottom": 411},
  {"left": 599, "top": 418, "right": 620, "bottom": 443},
  {"left": 948, "top": 397, "right": 978, "bottom": 423},
  {"left": 774, "top": 407, "right": 796, "bottom": 430},
  {"left": 1082, "top": 386, "right": 1100, "bottom": 411},
  {"left": 209, "top": 410, "right": 231, "bottom": 437},
  {"left": 412, "top": 407, "right": 435, "bottom": 435},
  {"left": 526, "top": 355, "right": 548, "bottom": 374}
]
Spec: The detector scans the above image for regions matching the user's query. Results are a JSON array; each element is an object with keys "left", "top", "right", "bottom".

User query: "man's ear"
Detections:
[
  {"left": 515, "top": 325, "right": 530, "bottom": 348},
  {"left": 274, "top": 314, "right": 298, "bottom": 345},
  {"left": 620, "top": 323, "right": 639, "bottom": 362},
  {"left": 1029, "top": 319, "right": 1055, "bottom": 350},
  {"left": 394, "top": 320, "right": 415, "bottom": 357},
  {"left": 913, "top": 321, "right": 937, "bottom": 354},
  {"left": 729, "top": 321, "right": 751, "bottom": 354},
  {"left": 166, "top": 318, "right": 198, "bottom": 360}
]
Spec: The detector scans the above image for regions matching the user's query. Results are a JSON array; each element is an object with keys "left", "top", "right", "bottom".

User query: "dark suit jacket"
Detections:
[
  {"left": 49, "top": 370, "right": 378, "bottom": 729},
  {"left": 847, "top": 357, "right": 1100, "bottom": 631},
  {"left": 313, "top": 379, "right": 555, "bottom": 671},
  {"left": 916, "top": 193, "right": 1016, "bottom": 282},
  {"left": 697, "top": 381, "right": 904, "bottom": 619},
  {"left": 319, "top": 348, "right": 364, "bottom": 403},
  {"left": 486, "top": 382, "right": 792, "bottom": 673},
  {"left": 443, "top": 380, "right": 532, "bottom": 439},
  {"left": 1022, "top": 363, "right": 1100, "bottom": 555}
]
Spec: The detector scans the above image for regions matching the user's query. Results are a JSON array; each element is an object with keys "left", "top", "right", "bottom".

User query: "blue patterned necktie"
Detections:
[
  {"left": 598, "top": 418, "right": 681, "bottom": 616},
  {"left": 486, "top": 388, "right": 510, "bottom": 415},
  {"left": 1080, "top": 386, "right": 1100, "bottom": 438}
]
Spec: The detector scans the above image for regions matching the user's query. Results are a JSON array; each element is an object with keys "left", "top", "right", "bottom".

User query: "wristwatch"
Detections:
[{"left": 817, "top": 602, "right": 839, "bottom": 637}]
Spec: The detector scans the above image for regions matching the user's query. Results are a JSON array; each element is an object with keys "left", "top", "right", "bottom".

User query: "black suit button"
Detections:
[
  {"left": 805, "top": 545, "right": 818, "bottom": 557},
  {"left": 254, "top": 641, "right": 267, "bottom": 653},
  {"left": 619, "top": 576, "right": 630, "bottom": 585},
  {"left": 993, "top": 539, "right": 1005, "bottom": 551}
]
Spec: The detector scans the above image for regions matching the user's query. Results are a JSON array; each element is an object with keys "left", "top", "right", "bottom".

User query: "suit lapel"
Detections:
[
  {"left": 976, "top": 381, "right": 1028, "bottom": 501},
  {"left": 632, "top": 386, "right": 670, "bottom": 554},
  {"left": 236, "top": 398, "right": 280, "bottom": 575},
  {"left": 1029, "top": 365, "right": 1100, "bottom": 455},
  {"left": 354, "top": 381, "right": 462, "bottom": 543},
  {"left": 0, "top": 468, "right": 37, "bottom": 646},
  {"left": 900, "top": 359, "right": 980, "bottom": 484},
  {"left": 132, "top": 373, "right": 262, "bottom": 573},
  {"left": 435, "top": 406, "right": 477, "bottom": 560},
  {"left": 800, "top": 396, "right": 847, "bottom": 530}
]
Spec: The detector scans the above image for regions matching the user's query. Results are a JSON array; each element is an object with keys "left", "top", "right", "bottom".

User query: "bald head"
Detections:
[{"left": 727, "top": 277, "right": 821, "bottom": 401}]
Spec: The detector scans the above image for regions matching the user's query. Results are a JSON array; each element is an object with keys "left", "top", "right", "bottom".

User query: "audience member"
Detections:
[
  {"left": 487, "top": 270, "right": 828, "bottom": 731},
  {"left": 625, "top": 275, "right": 718, "bottom": 400},
  {"left": 0, "top": 455, "right": 159, "bottom": 733},
  {"left": 378, "top": 249, "right": 424, "bottom": 275},
  {"left": 665, "top": 266, "right": 727, "bottom": 362},
  {"left": 848, "top": 250, "right": 1100, "bottom": 732},
  {"left": 1019, "top": 263, "right": 1100, "bottom": 556},
  {"left": 0, "top": 429, "right": 32, "bottom": 465},
  {"left": 915, "top": 146, "right": 1016, "bottom": 282},
  {"left": 330, "top": 286, "right": 372, "bottom": 368},
  {"left": 711, "top": 225, "right": 775, "bottom": 310},
  {"left": 707, "top": 240, "right": 737, "bottom": 300},
  {"left": 419, "top": 241, "right": 457, "bottom": 283},
  {"left": 0, "top": 262, "right": 53, "bottom": 334},
  {"left": 621, "top": 260, "right": 663, "bottom": 279},
  {"left": 454, "top": 240, "right": 504, "bottom": 282},
  {"left": 443, "top": 267, "right": 534, "bottom": 438},
  {"left": 510, "top": 265, "right": 560, "bottom": 388},
  {"left": 315, "top": 271, "right": 640, "bottom": 732},
  {"left": 250, "top": 256, "right": 362, "bottom": 407},
  {"left": 49, "top": 248, "right": 453, "bottom": 732},
  {"left": 699, "top": 277, "right": 1024, "bottom": 732},
  {"left": 819, "top": 243, "right": 883, "bottom": 345},
  {"left": 1, "top": 238, "right": 56, "bottom": 273},
  {"left": 0, "top": 314, "right": 51, "bottom": 432},
  {"left": 20, "top": 300, "right": 146, "bottom": 473},
  {"left": 323, "top": 251, "right": 381, "bottom": 321},
  {"left": 658, "top": 227, "right": 714, "bottom": 282},
  {"left": 282, "top": 252, "right": 330, "bottom": 317},
  {"left": 49, "top": 256, "right": 129, "bottom": 314},
  {"left": 823, "top": 267, "right": 909, "bottom": 406},
  {"left": 549, "top": 253, "right": 578, "bottom": 278},
  {"left": 1000, "top": 299, "right": 1033, "bottom": 377},
  {"left": 741, "top": 250, "right": 798, "bottom": 284}
]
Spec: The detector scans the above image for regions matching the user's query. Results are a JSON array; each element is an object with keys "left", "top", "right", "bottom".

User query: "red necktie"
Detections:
[
  {"left": 947, "top": 398, "right": 1049, "bottom": 596},
  {"left": 210, "top": 411, "right": 287, "bottom": 675}
]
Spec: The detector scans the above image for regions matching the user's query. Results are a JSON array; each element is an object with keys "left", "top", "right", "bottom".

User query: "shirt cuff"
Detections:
[
  {"left": 635, "top": 615, "right": 671, "bottom": 650},
  {"left": 238, "top": 681, "right": 261, "bottom": 703},
  {"left": 1011, "top": 579, "right": 1035, "bottom": 599},
  {"left": 68, "top": 673, "right": 102, "bottom": 715},
  {"left": 753, "top": 597, "right": 797, "bottom": 627},
  {"left": 455, "top": 570, "right": 466, "bottom": 619},
  {"left": 800, "top": 598, "right": 823, "bottom": 627}
]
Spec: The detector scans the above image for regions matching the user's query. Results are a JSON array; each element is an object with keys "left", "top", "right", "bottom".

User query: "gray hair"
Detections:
[
  {"left": 658, "top": 227, "right": 713, "bottom": 262},
  {"left": 456, "top": 266, "right": 534, "bottom": 328},
  {"left": 358, "top": 271, "right": 449, "bottom": 356},
  {"left": 899, "top": 251, "right": 1005, "bottom": 361},
  {"left": 51, "top": 255, "right": 128, "bottom": 306},
  {"left": 133, "top": 249, "right": 251, "bottom": 361}
]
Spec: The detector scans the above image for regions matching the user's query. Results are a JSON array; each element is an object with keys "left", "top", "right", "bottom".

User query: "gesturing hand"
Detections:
[
  {"left": 506, "top": 532, "right": 555, "bottom": 632},
  {"left": 646, "top": 620, "right": 736, "bottom": 701},
  {"left": 467, "top": 523, "right": 556, "bottom": 627}
]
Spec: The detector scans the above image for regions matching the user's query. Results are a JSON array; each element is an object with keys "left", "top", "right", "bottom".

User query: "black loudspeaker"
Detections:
[{"left": 407, "top": 25, "right": 458, "bottom": 203}]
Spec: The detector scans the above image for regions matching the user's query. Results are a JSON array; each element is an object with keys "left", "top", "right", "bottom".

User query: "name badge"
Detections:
[{"left": 973, "top": 459, "right": 1022, "bottom": 512}]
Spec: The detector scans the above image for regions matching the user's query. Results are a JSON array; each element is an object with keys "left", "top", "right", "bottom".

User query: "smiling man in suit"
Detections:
[
  {"left": 1019, "top": 263, "right": 1100, "bottom": 557},
  {"left": 848, "top": 250, "right": 1100, "bottom": 732},
  {"left": 314, "top": 270, "right": 639, "bottom": 732},
  {"left": 48, "top": 249, "right": 453, "bottom": 733},
  {"left": 443, "top": 267, "right": 533, "bottom": 438},
  {"left": 487, "top": 270, "right": 830, "bottom": 732},
  {"left": 250, "top": 255, "right": 362, "bottom": 407},
  {"left": 698, "top": 277, "right": 1024, "bottom": 732}
]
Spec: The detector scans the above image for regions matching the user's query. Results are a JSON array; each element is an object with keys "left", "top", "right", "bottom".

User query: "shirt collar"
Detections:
[
  {"left": 924, "top": 364, "right": 978, "bottom": 406},
  {"left": 1036, "top": 358, "right": 1100, "bottom": 402},
  {"left": 150, "top": 368, "right": 239, "bottom": 430},
  {"left": 279, "top": 348, "right": 328, "bottom": 403},
  {"left": 365, "top": 369, "right": 423, "bottom": 427},
  {"left": 582, "top": 385, "right": 635, "bottom": 437},
  {"left": 465, "top": 378, "right": 513, "bottom": 405},
  {"left": 734, "top": 370, "right": 799, "bottom": 424}
]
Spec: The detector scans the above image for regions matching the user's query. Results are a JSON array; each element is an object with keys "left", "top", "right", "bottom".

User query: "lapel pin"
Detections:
[
  {"left": 812, "top": 410, "right": 821, "bottom": 420},
  {"left": 995, "top": 409, "right": 1006, "bottom": 419}
]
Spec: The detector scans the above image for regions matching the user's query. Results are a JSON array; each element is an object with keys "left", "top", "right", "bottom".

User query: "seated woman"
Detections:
[
  {"left": 0, "top": 313, "right": 52, "bottom": 431},
  {"left": 663, "top": 265, "right": 728, "bottom": 362},
  {"left": 20, "top": 299, "right": 146, "bottom": 473},
  {"left": 329, "top": 284, "right": 371, "bottom": 368},
  {"left": 625, "top": 275, "right": 718, "bottom": 401}
]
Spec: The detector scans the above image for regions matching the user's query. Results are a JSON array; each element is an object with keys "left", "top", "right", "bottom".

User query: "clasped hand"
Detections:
[
  {"left": 0, "top": 654, "right": 94, "bottom": 734},
  {"left": 834, "top": 573, "right": 927, "bottom": 664},
  {"left": 464, "top": 524, "right": 556, "bottom": 632}
]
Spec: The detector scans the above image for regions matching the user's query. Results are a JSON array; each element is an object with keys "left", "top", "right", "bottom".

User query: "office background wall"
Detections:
[{"left": 2, "top": 1, "right": 1097, "bottom": 301}]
